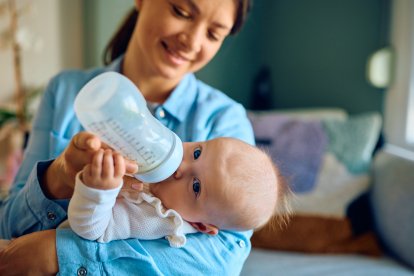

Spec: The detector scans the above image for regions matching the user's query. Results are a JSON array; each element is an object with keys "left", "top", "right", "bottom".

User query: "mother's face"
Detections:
[{"left": 132, "top": 0, "right": 237, "bottom": 81}]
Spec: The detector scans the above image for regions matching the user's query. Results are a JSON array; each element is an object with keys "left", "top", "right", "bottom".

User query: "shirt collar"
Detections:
[
  {"left": 162, "top": 73, "right": 197, "bottom": 123},
  {"left": 106, "top": 55, "right": 197, "bottom": 123}
]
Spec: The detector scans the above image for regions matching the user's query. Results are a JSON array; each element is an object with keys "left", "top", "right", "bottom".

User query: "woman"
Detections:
[{"left": 0, "top": 0, "right": 254, "bottom": 274}]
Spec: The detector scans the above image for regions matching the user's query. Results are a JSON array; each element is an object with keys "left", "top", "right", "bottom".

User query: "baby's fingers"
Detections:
[
  {"left": 90, "top": 149, "right": 104, "bottom": 178},
  {"left": 102, "top": 149, "right": 115, "bottom": 178},
  {"left": 114, "top": 153, "right": 126, "bottom": 178}
]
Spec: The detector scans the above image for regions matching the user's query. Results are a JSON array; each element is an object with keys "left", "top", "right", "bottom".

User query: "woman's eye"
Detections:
[
  {"left": 192, "top": 178, "right": 201, "bottom": 198},
  {"left": 172, "top": 5, "right": 191, "bottom": 19},
  {"left": 208, "top": 31, "right": 219, "bottom": 41},
  {"left": 193, "top": 147, "right": 202, "bottom": 160}
]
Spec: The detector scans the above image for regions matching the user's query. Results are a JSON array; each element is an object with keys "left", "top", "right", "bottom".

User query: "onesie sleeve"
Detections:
[{"left": 68, "top": 173, "right": 122, "bottom": 241}]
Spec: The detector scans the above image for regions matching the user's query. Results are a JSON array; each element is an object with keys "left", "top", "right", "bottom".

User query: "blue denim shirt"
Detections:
[{"left": 0, "top": 57, "right": 255, "bottom": 275}]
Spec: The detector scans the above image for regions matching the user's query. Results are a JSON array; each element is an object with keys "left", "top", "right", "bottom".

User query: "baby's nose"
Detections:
[
  {"left": 173, "top": 167, "right": 182, "bottom": 179},
  {"left": 173, "top": 161, "right": 187, "bottom": 179}
]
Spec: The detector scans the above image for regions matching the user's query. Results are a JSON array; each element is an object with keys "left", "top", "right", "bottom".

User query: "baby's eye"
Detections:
[
  {"left": 193, "top": 147, "right": 201, "bottom": 160},
  {"left": 192, "top": 178, "right": 201, "bottom": 198}
]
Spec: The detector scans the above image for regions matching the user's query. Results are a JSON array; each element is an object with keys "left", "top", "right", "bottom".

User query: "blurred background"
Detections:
[
  {"left": 1, "top": 0, "right": 413, "bottom": 189},
  {"left": 1, "top": 0, "right": 388, "bottom": 112}
]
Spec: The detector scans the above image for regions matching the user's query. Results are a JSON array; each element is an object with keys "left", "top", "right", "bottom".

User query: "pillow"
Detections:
[
  {"left": 248, "top": 110, "right": 383, "bottom": 256},
  {"left": 371, "top": 150, "right": 414, "bottom": 268}
]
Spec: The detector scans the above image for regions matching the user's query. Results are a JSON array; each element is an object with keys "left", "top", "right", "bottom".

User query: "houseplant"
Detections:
[{"left": 0, "top": 0, "right": 42, "bottom": 195}]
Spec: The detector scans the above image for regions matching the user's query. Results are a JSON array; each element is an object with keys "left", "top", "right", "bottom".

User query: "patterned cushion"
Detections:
[{"left": 248, "top": 111, "right": 383, "bottom": 255}]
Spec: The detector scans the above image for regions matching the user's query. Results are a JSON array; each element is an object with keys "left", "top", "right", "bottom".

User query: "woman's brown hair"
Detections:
[{"left": 103, "top": 0, "right": 251, "bottom": 65}]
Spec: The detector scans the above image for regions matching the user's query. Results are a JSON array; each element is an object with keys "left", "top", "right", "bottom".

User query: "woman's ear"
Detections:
[{"left": 189, "top": 222, "right": 219, "bottom": 236}]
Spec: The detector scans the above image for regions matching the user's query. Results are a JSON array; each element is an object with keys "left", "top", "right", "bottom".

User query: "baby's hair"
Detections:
[
  {"left": 242, "top": 155, "right": 293, "bottom": 231},
  {"left": 210, "top": 138, "right": 292, "bottom": 231},
  {"left": 261, "top": 162, "right": 293, "bottom": 231}
]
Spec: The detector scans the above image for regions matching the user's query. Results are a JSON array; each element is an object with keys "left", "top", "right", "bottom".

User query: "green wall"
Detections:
[
  {"left": 84, "top": 0, "right": 388, "bottom": 114},
  {"left": 83, "top": 0, "right": 133, "bottom": 67}
]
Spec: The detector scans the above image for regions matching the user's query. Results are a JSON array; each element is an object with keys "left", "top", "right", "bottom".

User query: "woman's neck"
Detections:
[{"left": 123, "top": 45, "right": 177, "bottom": 103}]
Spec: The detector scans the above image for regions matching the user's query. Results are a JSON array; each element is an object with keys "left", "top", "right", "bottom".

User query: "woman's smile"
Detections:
[{"left": 161, "top": 40, "right": 192, "bottom": 66}]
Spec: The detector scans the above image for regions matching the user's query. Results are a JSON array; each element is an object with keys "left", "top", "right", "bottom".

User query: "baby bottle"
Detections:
[{"left": 74, "top": 71, "right": 183, "bottom": 183}]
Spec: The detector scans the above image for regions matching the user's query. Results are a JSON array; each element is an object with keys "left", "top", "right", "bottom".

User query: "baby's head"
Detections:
[{"left": 150, "top": 137, "right": 290, "bottom": 235}]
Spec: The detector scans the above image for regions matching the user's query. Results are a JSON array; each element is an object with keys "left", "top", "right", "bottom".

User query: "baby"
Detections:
[{"left": 68, "top": 137, "right": 290, "bottom": 247}]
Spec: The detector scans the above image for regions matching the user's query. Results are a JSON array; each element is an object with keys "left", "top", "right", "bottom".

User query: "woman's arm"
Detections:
[
  {"left": 56, "top": 228, "right": 252, "bottom": 275},
  {"left": 0, "top": 230, "right": 58, "bottom": 276},
  {"left": 0, "top": 221, "right": 252, "bottom": 276}
]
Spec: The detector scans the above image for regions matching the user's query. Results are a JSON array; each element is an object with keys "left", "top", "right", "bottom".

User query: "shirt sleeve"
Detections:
[
  {"left": 0, "top": 75, "right": 70, "bottom": 239},
  {"left": 56, "top": 227, "right": 252, "bottom": 275},
  {"left": 208, "top": 102, "right": 255, "bottom": 145}
]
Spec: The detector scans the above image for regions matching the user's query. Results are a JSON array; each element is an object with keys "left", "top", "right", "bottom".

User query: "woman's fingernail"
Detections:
[
  {"left": 131, "top": 184, "right": 141, "bottom": 190},
  {"left": 87, "top": 139, "right": 98, "bottom": 149},
  {"left": 130, "top": 163, "right": 138, "bottom": 173}
]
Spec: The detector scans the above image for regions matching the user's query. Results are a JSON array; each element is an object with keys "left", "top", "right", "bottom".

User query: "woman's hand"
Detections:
[
  {"left": 122, "top": 174, "right": 144, "bottom": 192},
  {"left": 42, "top": 131, "right": 138, "bottom": 199},
  {"left": 0, "top": 230, "right": 58, "bottom": 276},
  {"left": 119, "top": 175, "right": 144, "bottom": 202}
]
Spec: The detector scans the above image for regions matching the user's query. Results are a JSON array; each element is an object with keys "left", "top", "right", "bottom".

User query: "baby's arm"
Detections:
[
  {"left": 68, "top": 178, "right": 182, "bottom": 243},
  {"left": 68, "top": 149, "right": 192, "bottom": 244},
  {"left": 68, "top": 149, "right": 126, "bottom": 240}
]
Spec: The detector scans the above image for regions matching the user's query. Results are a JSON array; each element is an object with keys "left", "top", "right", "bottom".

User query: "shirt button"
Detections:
[
  {"left": 77, "top": 267, "right": 87, "bottom": 276},
  {"left": 47, "top": 211, "right": 56, "bottom": 220},
  {"left": 158, "top": 108, "right": 165, "bottom": 118},
  {"left": 238, "top": 240, "right": 246, "bottom": 248}
]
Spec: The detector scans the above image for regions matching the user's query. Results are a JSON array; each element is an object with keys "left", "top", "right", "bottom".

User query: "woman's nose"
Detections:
[{"left": 177, "top": 28, "right": 202, "bottom": 53}]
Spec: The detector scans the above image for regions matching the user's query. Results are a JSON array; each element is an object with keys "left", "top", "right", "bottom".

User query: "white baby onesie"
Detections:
[{"left": 68, "top": 173, "right": 197, "bottom": 248}]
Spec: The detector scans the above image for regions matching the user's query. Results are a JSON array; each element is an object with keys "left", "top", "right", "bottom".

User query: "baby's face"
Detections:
[{"left": 149, "top": 139, "right": 231, "bottom": 226}]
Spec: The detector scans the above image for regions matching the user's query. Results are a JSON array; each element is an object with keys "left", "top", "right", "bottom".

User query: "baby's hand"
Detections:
[{"left": 81, "top": 149, "right": 126, "bottom": 190}]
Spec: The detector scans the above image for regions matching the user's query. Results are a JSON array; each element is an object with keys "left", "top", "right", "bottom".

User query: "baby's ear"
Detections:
[{"left": 189, "top": 222, "right": 219, "bottom": 236}]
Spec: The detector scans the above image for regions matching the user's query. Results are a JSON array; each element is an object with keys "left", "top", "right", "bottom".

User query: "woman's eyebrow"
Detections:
[
  {"left": 182, "top": 0, "right": 200, "bottom": 14},
  {"left": 183, "top": 0, "right": 231, "bottom": 31},
  {"left": 211, "top": 22, "right": 231, "bottom": 31}
]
